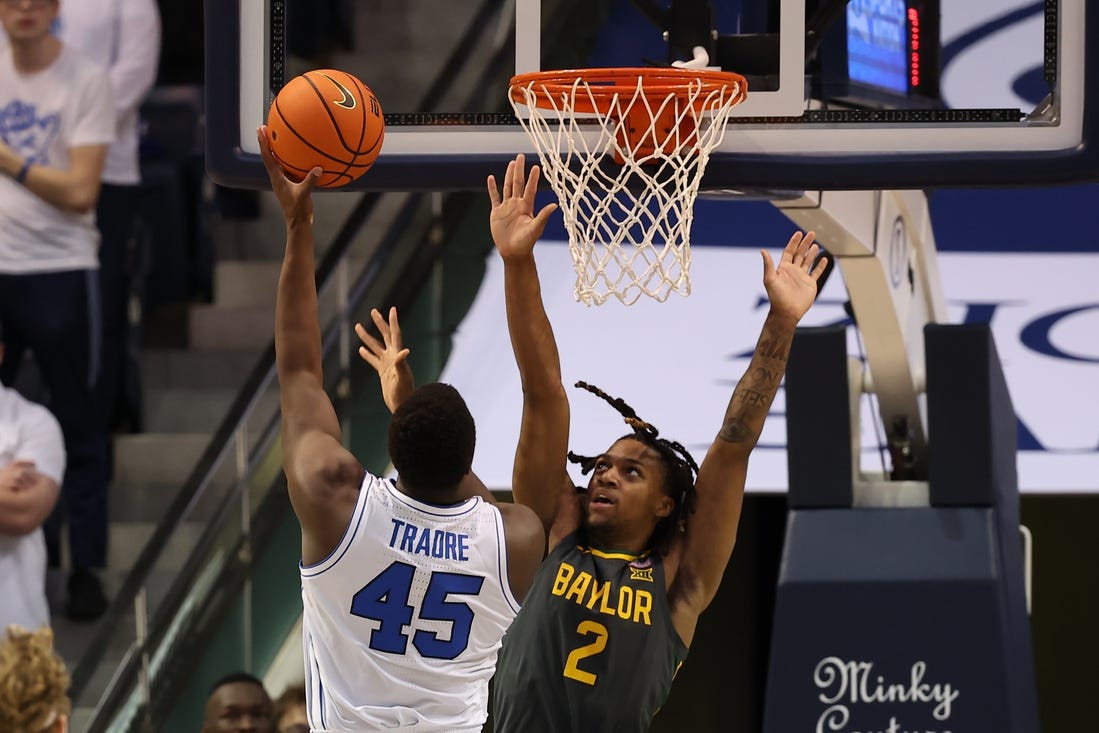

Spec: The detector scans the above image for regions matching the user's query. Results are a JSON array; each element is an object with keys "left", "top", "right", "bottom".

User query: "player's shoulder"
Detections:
[
  {"left": 495, "top": 502, "right": 545, "bottom": 555},
  {"left": 494, "top": 500, "right": 542, "bottom": 533}
]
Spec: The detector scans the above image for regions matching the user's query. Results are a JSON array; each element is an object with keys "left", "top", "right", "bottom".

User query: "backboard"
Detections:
[{"left": 206, "top": 0, "right": 1099, "bottom": 191}]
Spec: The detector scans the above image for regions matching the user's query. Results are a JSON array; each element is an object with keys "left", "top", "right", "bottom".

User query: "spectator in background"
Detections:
[
  {"left": 0, "top": 624, "right": 71, "bottom": 733},
  {"left": 0, "top": 323, "right": 65, "bottom": 631},
  {"left": 202, "top": 672, "right": 275, "bottom": 733},
  {"left": 57, "top": 0, "right": 161, "bottom": 434},
  {"left": 0, "top": 0, "right": 115, "bottom": 622},
  {"left": 272, "top": 684, "right": 307, "bottom": 733}
]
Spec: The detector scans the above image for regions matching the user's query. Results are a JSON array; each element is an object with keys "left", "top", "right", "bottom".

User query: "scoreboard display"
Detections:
[{"left": 818, "top": 0, "right": 941, "bottom": 108}]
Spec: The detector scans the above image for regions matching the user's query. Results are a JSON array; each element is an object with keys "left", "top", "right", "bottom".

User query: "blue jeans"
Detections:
[{"left": 0, "top": 269, "right": 110, "bottom": 569}]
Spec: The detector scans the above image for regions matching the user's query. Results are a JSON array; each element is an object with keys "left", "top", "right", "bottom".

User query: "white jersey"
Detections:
[{"left": 300, "top": 473, "right": 521, "bottom": 732}]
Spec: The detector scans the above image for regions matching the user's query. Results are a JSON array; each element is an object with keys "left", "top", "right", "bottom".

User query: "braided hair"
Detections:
[{"left": 567, "top": 381, "right": 699, "bottom": 553}]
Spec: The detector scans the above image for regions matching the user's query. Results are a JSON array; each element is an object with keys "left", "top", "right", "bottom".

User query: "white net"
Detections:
[{"left": 510, "top": 70, "right": 745, "bottom": 305}]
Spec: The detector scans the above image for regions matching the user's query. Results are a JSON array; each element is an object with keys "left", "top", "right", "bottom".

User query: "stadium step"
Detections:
[
  {"left": 143, "top": 387, "right": 280, "bottom": 434},
  {"left": 142, "top": 348, "right": 260, "bottom": 391},
  {"left": 113, "top": 433, "right": 241, "bottom": 488}
]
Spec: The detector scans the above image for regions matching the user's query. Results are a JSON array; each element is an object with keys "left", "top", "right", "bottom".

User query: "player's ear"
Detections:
[{"left": 654, "top": 493, "right": 674, "bottom": 519}]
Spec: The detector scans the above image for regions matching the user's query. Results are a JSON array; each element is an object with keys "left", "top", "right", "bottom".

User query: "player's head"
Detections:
[
  {"left": 202, "top": 672, "right": 274, "bottom": 733},
  {"left": 272, "top": 684, "right": 308, "bottom": 733},
  {"left": 388, "top": 382, "right": 476, "bottom": 496},
  {"left": 0, "top": 625, "right": 71, "bottom": 733},
  {"left": 0, "top": 0, "right": 60, "bottom": 45},
  {"left": 567, "top": 382, "right": 698, "bottom": 553}
]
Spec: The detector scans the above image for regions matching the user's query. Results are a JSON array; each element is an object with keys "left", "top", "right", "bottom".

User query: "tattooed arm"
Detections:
[{"left": 667, "top": 231, "right": 826, "bottom": 646}]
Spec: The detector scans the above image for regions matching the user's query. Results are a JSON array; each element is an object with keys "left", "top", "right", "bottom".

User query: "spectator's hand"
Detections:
[
  {"left": 487, "top": 154, "right": 557, "bottom": 261},
  {"left": 257, "top": 125, "right": 320, "bottom": 228},
  {"left": 356, "top": 306, "right": 414, "bottom": 413},
  {"left": 0, "top": 460, "right": 37, "bottom": 492},
  {"left": 761, "top": 231, "right": 828, "bottom": 326},
  {"left": 0, "top": 138, "right": 20, "bottom": 177}
]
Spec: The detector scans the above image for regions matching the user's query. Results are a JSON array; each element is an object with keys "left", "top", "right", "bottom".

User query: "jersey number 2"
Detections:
[
  {"left": 563, "top": 620, "right": 609, "bottom": 685},
  {"left": 350, "top": 561, "right": 484, "bottom": 660}
]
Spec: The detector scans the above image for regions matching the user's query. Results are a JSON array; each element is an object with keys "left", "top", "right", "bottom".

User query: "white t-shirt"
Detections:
[
  {"left": 56, "top": 0, "right": 161, "bottom": 185},
  {"left": 0, "top": 44, "right": 115, "bottom": 273},
  {"left": 0, "top": 383, "right": 65, "bottom": 631},
  {"left": 300, "top": 474, "right": 521, "bottom": 732}
]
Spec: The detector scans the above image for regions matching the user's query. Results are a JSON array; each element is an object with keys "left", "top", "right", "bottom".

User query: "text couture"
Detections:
[{"left": 814, "top": 657, "right": 959, "bottom": 733}]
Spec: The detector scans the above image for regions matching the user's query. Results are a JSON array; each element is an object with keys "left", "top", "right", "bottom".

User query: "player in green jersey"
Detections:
[{"left": 486, "top": 154, "right": 827, "bottom": 732}]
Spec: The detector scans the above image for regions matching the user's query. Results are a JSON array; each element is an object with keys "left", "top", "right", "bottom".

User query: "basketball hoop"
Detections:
[{"left": 509, "top": 68, "right": 746, "bottom": 305}]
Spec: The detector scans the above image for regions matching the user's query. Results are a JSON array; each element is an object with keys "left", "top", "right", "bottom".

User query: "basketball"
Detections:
[{"left": 266, "top": 69, "right": 385, "bottom": 188}]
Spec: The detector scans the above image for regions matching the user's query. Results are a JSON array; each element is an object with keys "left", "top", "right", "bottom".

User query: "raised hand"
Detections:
[
  {"left": 356, "top": 306, "right": 414, "bottom": 413},
  {"left": 761, "top": 231, "right": 828, "bottom": 325},
  {"left": 486, "top": 153, "right": 558, "bottom": 261},
  {"left": 256, "top": 125, "right": 320, "bottom": 228}
]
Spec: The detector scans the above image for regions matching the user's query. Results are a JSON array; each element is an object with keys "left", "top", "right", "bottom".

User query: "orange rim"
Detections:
[{"left": 509, "top": 67, "right": 747, "bottom": 114}]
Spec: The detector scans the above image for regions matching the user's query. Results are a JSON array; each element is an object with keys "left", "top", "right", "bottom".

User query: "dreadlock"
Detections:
[{"left": 567, "top": 381, "right": 699, "bottom": 553}]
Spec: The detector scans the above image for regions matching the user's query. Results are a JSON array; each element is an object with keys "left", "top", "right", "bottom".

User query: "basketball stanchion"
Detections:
[
  {"left": 763, "top": 324, "right": 1039, "bottom": 733},
  {"left": 509, "top": 68, "right": 746, "bottom": 305}
]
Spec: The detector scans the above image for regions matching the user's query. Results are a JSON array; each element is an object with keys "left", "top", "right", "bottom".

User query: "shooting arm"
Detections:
[{"left": 263, "top": 128, "right": 361, "bottom": 565}]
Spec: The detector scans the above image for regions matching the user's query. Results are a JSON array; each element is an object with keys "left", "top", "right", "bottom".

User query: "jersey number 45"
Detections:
[{"left": 351, "top": 560, "right": 484, "bottom": 660}]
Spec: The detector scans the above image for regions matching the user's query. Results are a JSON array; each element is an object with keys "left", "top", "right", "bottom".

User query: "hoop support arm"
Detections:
[{"left": 773, "top": 189, "right": 948, "bottom": 480}]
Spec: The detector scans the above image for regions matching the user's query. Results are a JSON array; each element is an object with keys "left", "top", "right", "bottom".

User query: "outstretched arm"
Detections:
[
  {"left": 355, "top": 304, "right": 545, "bottom": 589},
  {"left": 487, "top": 155, "right": 572, "bottom": 539},
  {"left": 355, "top": 306, "right": 414, "bottom": 413},
  {"left": 669, "top": 231, "right": 826, "bottom": 645},
  {"left": 356, "top": 305, "right": 499, "bottom": 506},
  {"left": 262, "top": 126, "right": 363, "bottom": 567}
]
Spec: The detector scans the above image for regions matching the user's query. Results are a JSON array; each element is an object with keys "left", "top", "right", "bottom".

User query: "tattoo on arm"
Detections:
[
  {"left": 719, "top": 417, "right": 754, "bottom": 443},
  {"left": 717, "top": 314, "right": 796, "bottom": 447},
  {"left": 732, "top": 388, "right": 772, "bottom": 407},
  {"left": 755, "top": 338, "right": 789, "bottom": 363},
  {"left": 752, "top": 367, "right": 781, "bottom": 388}
]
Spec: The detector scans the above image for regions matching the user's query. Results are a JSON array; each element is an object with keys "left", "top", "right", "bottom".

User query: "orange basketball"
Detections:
[{"left": 266, "top": 69, "right": 385, "bottom": 188}]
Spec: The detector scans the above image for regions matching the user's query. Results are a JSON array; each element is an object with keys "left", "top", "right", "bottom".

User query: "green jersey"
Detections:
[{"left": 493, "top": 531, "right": 688, "bottom": 732}]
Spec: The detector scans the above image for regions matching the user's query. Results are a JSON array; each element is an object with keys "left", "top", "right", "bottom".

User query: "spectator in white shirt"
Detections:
[{"left": 0, "top": 322, "right": 65, "bottom": 631}]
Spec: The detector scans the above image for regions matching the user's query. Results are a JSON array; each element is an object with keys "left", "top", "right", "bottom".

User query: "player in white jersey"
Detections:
[
  {"left": 259, "top": 128, "right": 544, "bottom": 732},
  {"left": 302, "top": 465, "right": 523, "bottom": 730}
]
